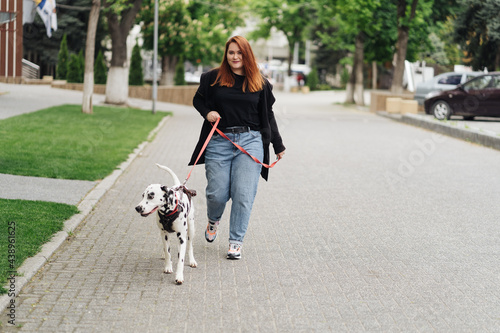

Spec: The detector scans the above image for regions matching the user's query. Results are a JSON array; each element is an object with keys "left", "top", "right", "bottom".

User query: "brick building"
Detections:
[{"left": 0, "top": 0, "right": 23, "bottom": 83}]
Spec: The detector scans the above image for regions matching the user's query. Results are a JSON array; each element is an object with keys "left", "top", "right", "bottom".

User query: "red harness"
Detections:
[{"left": 184, "top": 117, "right": 279, "bottom": 185}]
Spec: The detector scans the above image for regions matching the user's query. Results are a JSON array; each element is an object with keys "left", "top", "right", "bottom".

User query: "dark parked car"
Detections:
[
  {"left": 414, "top": 71, "right": 482, "bottom": 105},
  {"left": 424, "top": 72, "right": 500, "bottom": 120}
]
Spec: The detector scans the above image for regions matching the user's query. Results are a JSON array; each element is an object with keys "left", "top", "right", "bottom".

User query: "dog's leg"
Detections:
[
  {"left": 162, "top": 232, "right": 173, "bottom": 274},
  {"left": 187, "top": 210, "right": 197, "bottom": 268},
  {"left": 175, "top": 226, "right": 188, "bottom": 284}
]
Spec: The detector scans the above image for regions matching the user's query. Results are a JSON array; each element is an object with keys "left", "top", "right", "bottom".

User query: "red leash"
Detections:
[{"left": 184, "top": 117, "right": 279, "bottom": 185}]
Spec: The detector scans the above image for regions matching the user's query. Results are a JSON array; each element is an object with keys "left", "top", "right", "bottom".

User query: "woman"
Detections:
[{"left": 190, "top": 36, "right": 286, "bottom": 260}]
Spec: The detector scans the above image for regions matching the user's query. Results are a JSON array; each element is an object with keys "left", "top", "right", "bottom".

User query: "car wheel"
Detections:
[
  {"left": 432, "top": 100, "right": 452, "bottom": 120},
  {"left": 463, "top": 116, "right": 474, "bottom": 121}
]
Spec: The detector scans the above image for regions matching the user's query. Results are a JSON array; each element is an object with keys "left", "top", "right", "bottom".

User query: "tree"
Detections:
[
  {"left": 129, "top": 41, "right": 144, "bottom": 86},
  {"left": 94, "top": 50, "right": 107, "bottom": 84},
  {"left": 316, "top": 0, "right": 380, "bottom": 105},
  {"left": 103, "top": 0, "right": 143, "bottom": 104},
  {"left": 82, "top": 0, "right": 101, "bottom": 114},
  {"left": 391, "top": 0, "right": 419, "bottom": 94},
  {"left": 139, "top": 0, "right": 243, "bottom": 86},
  {"left": 454, "top": 0, "right": 500, "bottom": 71},
  {"left": 23, "top": 0, "right": 107, "bottom": 78},
  {"left": 57, "top": 34, "right": 69, "bottom": 80},
  {"left": 250, "top": 0, "right": 315, "bottom": 76}
]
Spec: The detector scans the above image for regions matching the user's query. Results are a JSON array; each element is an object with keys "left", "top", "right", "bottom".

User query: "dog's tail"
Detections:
[{"left": 155, "top": 163, "right": 181, "bottom": 186}]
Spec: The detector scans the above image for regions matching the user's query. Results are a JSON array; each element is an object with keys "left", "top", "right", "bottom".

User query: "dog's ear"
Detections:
[{"left": 161, "top": 186, "right": 169, "bottom": 193}]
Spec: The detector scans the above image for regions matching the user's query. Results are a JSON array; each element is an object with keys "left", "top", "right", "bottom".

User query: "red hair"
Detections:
[{"left": 211, "top": 36, "right": 264, "bottom": 93}]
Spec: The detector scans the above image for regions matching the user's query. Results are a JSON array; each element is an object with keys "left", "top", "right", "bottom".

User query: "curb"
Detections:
[
  {"left": 377, "top": 111, "right": 500, "bottom": 151},
  {"left": 0, "top": 114, "right": 171, "bottom": 313}
]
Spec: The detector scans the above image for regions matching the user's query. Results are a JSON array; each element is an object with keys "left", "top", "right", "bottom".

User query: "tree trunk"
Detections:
[
  {"left": 391, "top": 0, "right": 418, "bottom": 94},
  {"left": 287, "top": 46, "right": 293, "bottom": 77},
  {"left": 345, "top": 62, "right": 355, "bottom": 104},
  {"left": 82, "top": 0, "right": 101, "bottom": 114},
  {"left": 372, "top": 61, "right": 377, "bottom": 90},
  {"left": 391, "top": 27, "right": 409, "bottom": 94},
  {"left": 160, "top": 55, "right": 178, "bottom": 86},
  {"left": 354, "top": 32, "right": 365, "bottom": 106},
  {"left": 104, "top": 0, "right": 143, "bottom": 105},
  {"left": 345, "top": 42, "right": 359, "bottom": 104}
]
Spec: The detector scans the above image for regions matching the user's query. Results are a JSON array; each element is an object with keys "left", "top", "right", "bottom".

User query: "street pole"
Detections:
[{"left": 152, "top": 0, "right": 158, "bottom": 114}]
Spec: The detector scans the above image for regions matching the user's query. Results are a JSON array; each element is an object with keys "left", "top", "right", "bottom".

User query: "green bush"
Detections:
[
  {"left": 94, "top": 50, "right": 107, "bottom": 84},
  {"left": 78, "top": 50, "right": 85, "bottom": 82},
  {"left": 307, "top": 67, "right": 319, "bottom": 91},
  {"left": 67, "top": 54, "right": 81, "bottom": 83},
  {"left": 129, "top": 42, "right": 144, "bottom": 86},
  {"left": 56, "top": 34, "right": 69, "bottom": 80},
  {"left": 340, "top": 67, "right": 350, "bottom": 89},
  {"left": 174, "top": 59, "right": 186, "bottom": 86}
]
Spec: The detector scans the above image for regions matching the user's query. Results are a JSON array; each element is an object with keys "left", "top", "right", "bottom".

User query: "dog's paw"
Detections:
[
  {"left": 164, "top": 267, "right": 173, "bottom": 274},
  {"left": 175, "top": 276, "right": 184, "bottom": 285},
  {"left": 190, "top": 261, "right": 197, "bottom": 268}
]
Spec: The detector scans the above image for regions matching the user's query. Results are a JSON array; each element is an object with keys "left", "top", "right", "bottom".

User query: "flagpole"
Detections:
[{"left": 152, "top": 0, "right": 158, "bottom": 114}]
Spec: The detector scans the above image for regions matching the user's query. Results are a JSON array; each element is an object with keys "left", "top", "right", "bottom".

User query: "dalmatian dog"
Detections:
[{"left": 135, "top": 163, "right": 197, "bottom": 284}]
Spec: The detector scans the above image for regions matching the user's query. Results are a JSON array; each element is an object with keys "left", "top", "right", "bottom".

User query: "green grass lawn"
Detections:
[
  {"left": 0, "top": 104, "right": 168, "bottom": 180},
  {"left": 0, "top": 104, "right": 168, "bottom": 294},
  {"left": 0, "top": 199, "right": 79, "bottom": 294}
]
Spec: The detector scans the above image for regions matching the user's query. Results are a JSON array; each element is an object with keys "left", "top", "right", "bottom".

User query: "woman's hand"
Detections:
[
  {"left": 276, "top": 150, "right": 285, "bottom": 160},
  {"left": 207, "top": 111, "right": 221, "bottom": 123}
]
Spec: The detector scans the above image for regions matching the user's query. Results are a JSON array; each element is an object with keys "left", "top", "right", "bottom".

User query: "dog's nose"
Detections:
[{"left": 135, "top": 206, "right": 143, "bottom": 213}]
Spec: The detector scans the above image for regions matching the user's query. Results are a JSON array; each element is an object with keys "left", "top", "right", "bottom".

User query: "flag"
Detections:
[
  {"left": 22, "top": 0, "right": 38, "bottom": 25},
  {"left": 36, "top": 0, "right": 57, "bottom": 38}
]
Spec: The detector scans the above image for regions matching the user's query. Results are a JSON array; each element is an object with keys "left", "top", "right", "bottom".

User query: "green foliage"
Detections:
[
  {"left": 67, "top": 54, "right": 82, "bottom": 83},
  {"left": 174, "top": 59, "right": 186, "bottom": 86},
  {"left": 139, "top": 0, "right": 243, "bottom": 66},
  {"left": 454, "top": 0, "right": 500, "bottom": 71},
  {"left": 94, "top": 51, "right": 107, "bottom": 85},
  {"left": 340, "top": 67, "right": 350, "bottom": 88},
  {"left": 23, "top": 0, "right": 107, "bottom": 76},
  {"left": 78, "top": 50, "right": 85, "bottom": 81},
  {"left": 307, "top": 67, "right": 320, "bottom": 91},
  {"left": 250, "top": 0, "right": 315, "bottom": 74},
  {"left": 129, "top": 42, "right": 144, "bottom": 86},
  {"left": 404, "top": 0, "right": 434, "bottom": 62},
  {"left": 421, "top": 32, "right": 449, "bottom": 66},
  {"left": 0, "top": 200, "right": 78, "bottom": 294},
  {"left": 0, "top": 105, "right": 167, "bottom": 181},
  {"left": 363, "top": 1, "right": 398, "bottom": 63},
  {"left": 57, "top": 34, "right": 69, "bottom": 80}
]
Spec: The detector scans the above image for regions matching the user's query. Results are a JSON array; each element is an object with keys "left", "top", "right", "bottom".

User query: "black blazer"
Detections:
[{"left": 189, "top": 69, "right": 285, "bottom": 181}]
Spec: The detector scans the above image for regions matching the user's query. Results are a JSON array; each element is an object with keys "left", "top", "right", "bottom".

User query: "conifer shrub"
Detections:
[
  {"left": 67, "top": 54, "right": 80, "bottom": 83},
  {"left": 174, "top": 59, "right": 186, "bottom": 86},
  {"left": 129, "top": 42, "right": 144, "bottom": 86},
  {"left": 56, "top": 34, "right": 69, "bottom": 80},
  {"left": 307, "top": 67, "right": 319, "bottom": 91},
  {"left": 94, "top": 50, "right": 107, "bottom": 84}
]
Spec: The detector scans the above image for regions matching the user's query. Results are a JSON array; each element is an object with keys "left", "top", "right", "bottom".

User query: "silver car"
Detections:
[{"left": 414, "top": 72, "right": 482, "bottom": 105}]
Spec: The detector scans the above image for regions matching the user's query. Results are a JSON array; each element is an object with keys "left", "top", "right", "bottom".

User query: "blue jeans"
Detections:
[{"left": 205, "top": 130, "right": 263, "bottom": 244}]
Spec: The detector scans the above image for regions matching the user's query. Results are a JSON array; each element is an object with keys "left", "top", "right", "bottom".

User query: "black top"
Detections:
[
  {"left": 211, "top": 73, "right": 261, "bottom": 131},
  {"left": 189, "top": 69, "right": 286, "bottom": 181}
]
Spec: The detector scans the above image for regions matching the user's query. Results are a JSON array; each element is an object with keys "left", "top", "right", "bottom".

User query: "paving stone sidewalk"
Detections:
[{"left": 2, "top": 88, "right": 500, "bottom": 332}]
